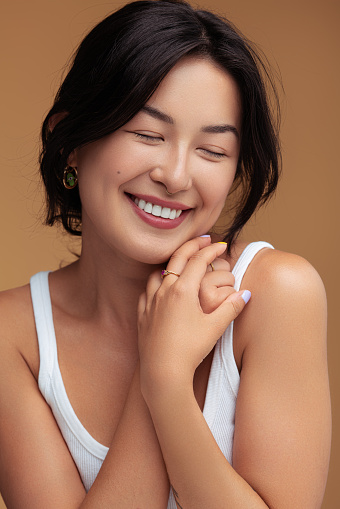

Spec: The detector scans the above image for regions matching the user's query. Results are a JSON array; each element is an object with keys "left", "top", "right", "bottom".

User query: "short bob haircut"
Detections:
[{"left": 40, "top": 0, "right": 281, "bottom": 251}]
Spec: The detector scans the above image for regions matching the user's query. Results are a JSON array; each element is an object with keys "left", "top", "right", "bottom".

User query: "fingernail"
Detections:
[
  {"left": 217, "top": 242, "right": 227, "bottom": 245},
  {"left": 200, "top": 235, "right": 211, "bottom": 238},
  {"left": 241, "top": 290, "right": 251, "bottom": 304}
]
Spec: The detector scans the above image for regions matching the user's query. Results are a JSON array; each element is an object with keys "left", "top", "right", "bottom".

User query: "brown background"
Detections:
[{"left": 0, "top": 0, "right": 339, "bottom": 507}]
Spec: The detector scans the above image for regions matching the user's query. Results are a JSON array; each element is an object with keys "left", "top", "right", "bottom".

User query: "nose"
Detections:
[{"left": 149, "top": 147, "right": 192, "bottom": 195}]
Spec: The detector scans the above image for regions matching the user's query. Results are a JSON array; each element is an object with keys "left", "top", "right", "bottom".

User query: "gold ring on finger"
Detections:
[{"left": 161, "top": 270, "right": 180, "bottom": 279}]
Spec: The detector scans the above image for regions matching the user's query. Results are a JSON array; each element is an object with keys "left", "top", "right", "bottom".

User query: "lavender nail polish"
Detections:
[{"left": 242, "top": 290, "right": 251, "bottom": 304}]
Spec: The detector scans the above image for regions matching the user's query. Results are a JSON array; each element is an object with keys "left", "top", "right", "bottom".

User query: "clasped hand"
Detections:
[{"left": 137, "top": 236, "right": 250, "bottom": 387}]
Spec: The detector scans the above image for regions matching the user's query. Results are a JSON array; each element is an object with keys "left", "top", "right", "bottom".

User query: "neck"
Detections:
[{"left": 65, "top": 232, "right": 164, "bottom": 334}]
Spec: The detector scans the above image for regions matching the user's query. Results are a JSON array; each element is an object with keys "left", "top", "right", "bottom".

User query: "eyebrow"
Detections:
[
  {"left": 141, "top": 105, "right": 239, "bottom": 139},
  {"left": 141, "top": 105, "right": 174, "bottom": 124},
  {"left": 201, "top": 124, "right": 239, "bottom": 138}
]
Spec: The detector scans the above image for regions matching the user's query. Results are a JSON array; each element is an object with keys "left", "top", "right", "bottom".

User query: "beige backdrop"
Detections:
[{"left": 1, "top": 0, "right": 339, "bottom": 507}]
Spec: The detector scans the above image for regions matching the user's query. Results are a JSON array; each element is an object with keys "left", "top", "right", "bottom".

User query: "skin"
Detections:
[{"left": 0, "top": 57, "right": 331, "bottom": 508}]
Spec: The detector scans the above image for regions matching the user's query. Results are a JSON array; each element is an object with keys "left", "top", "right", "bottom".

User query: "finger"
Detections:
[
  {"left": 200, "top": 285, "right": 236, "bottom": 314},
  {"left": 208, "top": 257, "right": 231, "bottom": 273},
  {"left": 200, "top": 270, "right": 235, "bottom": 289},
  {"left": 145, "top": 270, "right": 163, "bottom": 306},
  {"left": 199, "top": 270, "right": 235, "bottom": 313},
  {"left": 137, "top": 291, "right": 147, "bottom": 318},
  {"left": 161, "top": 235, "right": 212, "bottom": 286},
  {"left": 199, "top": 274, "right": 236, "bottom": 309},
  {"left": 178, "top": 242, "right": 228, "bottom": 291},
  {"left": 210, "top": 289, "right": 251, "bottom": 333}
]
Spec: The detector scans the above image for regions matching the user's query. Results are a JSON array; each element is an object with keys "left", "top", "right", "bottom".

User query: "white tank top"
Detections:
[{"left": 30, "top": 241, "right": 274, "bottom": 507}]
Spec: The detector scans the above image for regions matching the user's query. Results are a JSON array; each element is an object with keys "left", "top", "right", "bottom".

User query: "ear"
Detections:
[
  {"left": 48, "top": 111, "right": 68, "bottom": 132},
  {"left": 66, "top": 149, "right": 78, "bottom": 168}
]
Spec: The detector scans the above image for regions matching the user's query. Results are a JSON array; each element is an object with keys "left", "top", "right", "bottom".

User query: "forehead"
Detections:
[{"left": 145, "top": 57, "right": 242, "bottom": 132}]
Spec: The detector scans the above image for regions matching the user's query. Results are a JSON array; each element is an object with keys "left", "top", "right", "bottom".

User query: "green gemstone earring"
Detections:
[{"left": 63, "top": 166, "right": 78, "bottom": 189}]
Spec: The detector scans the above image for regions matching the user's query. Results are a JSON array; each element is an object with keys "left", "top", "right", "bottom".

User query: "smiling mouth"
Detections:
[{"left": 128, "top": 194, "right": 184, "bottom": 220}]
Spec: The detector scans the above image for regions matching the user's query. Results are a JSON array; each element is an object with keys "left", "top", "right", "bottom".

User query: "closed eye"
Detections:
[
  {"left": 131, "top": 132, "right": 226, "bottom": 158},
  {"left": 199, "top": 148, "right": 226, "bottom": 159},
  {"left": 133, "top": 133, "right": 163, "bottom": 142}
]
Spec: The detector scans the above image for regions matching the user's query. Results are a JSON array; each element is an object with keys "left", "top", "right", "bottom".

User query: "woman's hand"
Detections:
[
  {"left": 137, "top": 236, "right": 250, "bottom": 388},
  {"left": 199, "top": 253, "right": 236, "bottom": 314}
]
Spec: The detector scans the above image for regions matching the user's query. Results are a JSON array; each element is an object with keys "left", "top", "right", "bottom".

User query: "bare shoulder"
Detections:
[
  {"left": 0, "top": 283, "right": 33, "bottom": 339},
  {"left": 234, "top": 246, "right": 327, "bottom": 366},
  {"left": 0, "top": 282, "right": 32, "bottom": 309},
  {"left": 241, "top": 246, "right": 326, "bottom": 307},
  {"left": 0, "top": 283, "right": 39, "bottom": 379}
]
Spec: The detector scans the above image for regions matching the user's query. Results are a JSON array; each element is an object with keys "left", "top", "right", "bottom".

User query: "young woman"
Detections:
[{"left": 0, "top": 1, "right": 331, "bottom": 508}]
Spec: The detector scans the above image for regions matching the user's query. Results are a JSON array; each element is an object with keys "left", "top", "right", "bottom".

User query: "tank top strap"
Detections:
[
  {"left": 203, "top": 241, "right": 275, "bottom": 424},
  {"left": 217, "top": 241, "right": 275, "bottom": 397},
  {"left": 232, "top": 241, "right": 274, "bottom": 289},
  {"left": 30, "top": 271, "right": 56, "bottom": 397}
]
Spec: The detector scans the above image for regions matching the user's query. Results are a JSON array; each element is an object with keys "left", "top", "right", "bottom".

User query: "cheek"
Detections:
[
  {"left": 201, "top": 166, "right": 236, "bottom": 205},
  {"left": 77, "top": 141, "right": 137, "bottom": 189}
]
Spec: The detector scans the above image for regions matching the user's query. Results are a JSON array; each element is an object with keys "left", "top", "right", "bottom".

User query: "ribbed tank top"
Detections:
[{"left": 30, "top": 241, "right": 274, "bottom": 507}]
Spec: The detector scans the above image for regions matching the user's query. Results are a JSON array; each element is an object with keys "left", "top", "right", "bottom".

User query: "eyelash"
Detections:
[
  {"left": 200, "top": 149, "right": 226, "bottom": 159},
  {"left": 134, "top": 133, "right": 162, "bottom": 142},
  {"left": 133, "top": 133, "right": 226, "bottom": 159}
]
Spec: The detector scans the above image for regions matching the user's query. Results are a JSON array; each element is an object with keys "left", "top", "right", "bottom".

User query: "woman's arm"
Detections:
[
  {"left": 81, "top": 362, "right": 170, "bottom": 508},
  {"left": 232, "top": 250, "right": 331, "bottom": 508},
  {"left": 0, "top": 290, "right": 169, "bottom": 509},
  {"left": 138, "top": 245, "right": 331, "bottom": 509}
]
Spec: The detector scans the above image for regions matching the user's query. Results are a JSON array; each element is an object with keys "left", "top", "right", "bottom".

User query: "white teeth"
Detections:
[
  {"left": 144, "top": 202, "right": 153, "bottom": 214},
  {"left": 132, "top": 195, "right": 183, "bottom": 220},
  {"left": 161, "top": 207, "right": 171, "bottom": 219},
  {"left": 152, "top": 204, "right": 162, "bottom": 216}
]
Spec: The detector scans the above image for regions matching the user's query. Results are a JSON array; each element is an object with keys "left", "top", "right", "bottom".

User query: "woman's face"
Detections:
[{"left": 71, "top": 57, "right": 242, "bottom": 264}]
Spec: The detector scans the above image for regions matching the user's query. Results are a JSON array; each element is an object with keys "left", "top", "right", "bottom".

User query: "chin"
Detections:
[
  {"left": 125, "top": 237, "right": 186, "bottom": 266},
  {"left": 132, "top": 249, "right": 174, "bottom": 266}
]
